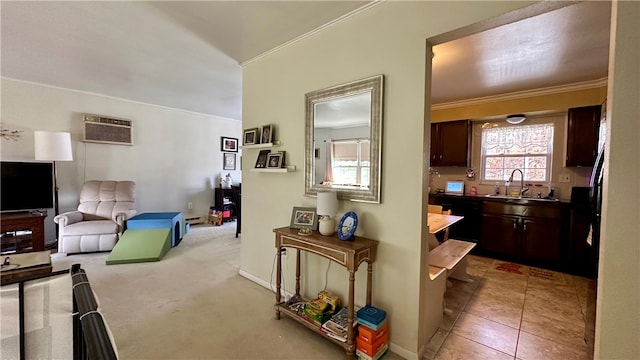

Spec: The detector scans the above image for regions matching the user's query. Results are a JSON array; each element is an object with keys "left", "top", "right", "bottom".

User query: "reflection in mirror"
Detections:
[{"left": 305, "top": 75, "right": 383, "bottom": 203}]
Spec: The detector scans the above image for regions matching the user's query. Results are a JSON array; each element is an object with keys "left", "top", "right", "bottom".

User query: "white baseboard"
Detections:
[
  {"left": 390, "top": 343, "right": 418, "bottom": 360},
  {"left": 238, "top": 269, "right": 271, "bottom": 290},
  {"left": 238, "top": 269, "right": 294, "bottom": 301}
]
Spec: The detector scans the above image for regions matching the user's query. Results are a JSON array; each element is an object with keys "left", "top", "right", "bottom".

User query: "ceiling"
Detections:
[
  {"left": 431, "top": 1, "right": 611, "bottom": 105},
  {"left": 1, "top": 1, "right": 611, "bottom": 121}
]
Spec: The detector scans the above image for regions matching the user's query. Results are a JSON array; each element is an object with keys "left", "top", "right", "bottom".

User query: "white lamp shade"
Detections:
[
  {"left": 34, "top": 131, "right": 73, "bottom": 161},
  {"left": 317, "top": 191, "right": 338, "bottom": 216}
]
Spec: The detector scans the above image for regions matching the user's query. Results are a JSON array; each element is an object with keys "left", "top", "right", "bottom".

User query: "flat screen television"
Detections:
[{"left": 1, "top": 161, "right": 54, "bottom": 212}]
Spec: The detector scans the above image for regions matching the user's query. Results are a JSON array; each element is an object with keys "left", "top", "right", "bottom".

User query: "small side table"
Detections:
[{"left": 273, "top": 227, "right": 378, "bottom": 359}]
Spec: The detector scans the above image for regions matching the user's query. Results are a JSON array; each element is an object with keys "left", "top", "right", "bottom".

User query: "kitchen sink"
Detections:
[{"left": 484, "top": 194, "right": 560, "bottom": 202}]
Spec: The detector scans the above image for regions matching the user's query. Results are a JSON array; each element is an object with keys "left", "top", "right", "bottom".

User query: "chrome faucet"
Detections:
[{"left": 508, "top": 169, "right": 529, "bottom": 197}]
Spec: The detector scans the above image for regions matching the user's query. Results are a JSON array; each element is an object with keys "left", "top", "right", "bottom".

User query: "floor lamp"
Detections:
[{"left": 34, "top": 131, "right": 73, "bottom": 246}]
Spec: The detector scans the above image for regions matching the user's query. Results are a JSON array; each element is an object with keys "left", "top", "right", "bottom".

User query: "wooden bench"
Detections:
[
  {"left": 429, "top": 239, "right": 476, "bottom": 315},
  {"left": 429, "top": 239, "right": 476, "bottom": 282}
]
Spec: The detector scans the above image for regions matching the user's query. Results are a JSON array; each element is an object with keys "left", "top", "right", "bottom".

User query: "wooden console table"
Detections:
[
  {"left": 273, "top": 227, "right": 378, "bottom": 359},
  {"left": 1, "top": 211, "right": 47, "bottom": 254}
]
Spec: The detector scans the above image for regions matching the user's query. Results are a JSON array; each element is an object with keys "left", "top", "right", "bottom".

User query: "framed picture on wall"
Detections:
[
  {"left": 261, "top": 124, "right": 274, "bottom": 144},
  {"left": 221, "top": 137, "right": 238, "bottom": 152},
  {"left": 243, "top": 128, "right": 259, "bottom": 145},
  {"left": 223, "top": 153, "right": 236, "bottom": 170},
  {"left": 254, "top": 150, "right": 270, "bottom": 168},
  {"left": 266, "top": 152, "right": 284, "bottom": 168}
]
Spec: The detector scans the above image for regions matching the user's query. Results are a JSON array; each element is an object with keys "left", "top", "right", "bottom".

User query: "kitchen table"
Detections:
[
  {"left": 428, "top": 213, "right": 464, "bottom": 250},
  {"left": 428, "top": 213, "right": 464, "bottom": 234}
]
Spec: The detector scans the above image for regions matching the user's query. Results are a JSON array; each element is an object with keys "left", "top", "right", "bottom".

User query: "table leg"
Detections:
[
  {"left": 346, "top": 270, "right": 356, "bottom": 359},
  {"left": 19, "top": 281, "right": 25, "bottom": 360},
  {"left": 366, "top": 262, "right": 373, "bottom": 305},
  {"left": 295, "top": 249, "right": 301, "bottom": 296},
  {"left": 275, "top": 244, "right": 282, "bottom": 319}
]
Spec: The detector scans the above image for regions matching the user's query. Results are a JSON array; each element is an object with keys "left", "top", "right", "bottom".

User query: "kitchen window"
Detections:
[
  {"left": 481, "top": 123, "right": 554, "bottom": 183},
  {"left": 330, "top": 139, "right": 370, "bottom": 186}
]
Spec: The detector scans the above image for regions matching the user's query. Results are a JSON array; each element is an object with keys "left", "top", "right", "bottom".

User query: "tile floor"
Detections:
[{"left": 424, "top": 255, "right": 594, "bottom": 360}]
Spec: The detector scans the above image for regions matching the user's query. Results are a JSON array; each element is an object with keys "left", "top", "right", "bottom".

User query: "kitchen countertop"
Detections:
[{"left": 430, "top": 192, "right": 569, "bottom": 205}]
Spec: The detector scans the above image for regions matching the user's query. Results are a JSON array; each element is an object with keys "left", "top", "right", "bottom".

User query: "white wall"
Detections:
[
  {"left": 240, "top": 2, "right": 535, "bottom": 358},
  {"left": 1, "top": 78, "right": 242, "bottom": 243},
  {"left": 595, "top": 1, "right": 640, "bottom": 358}
]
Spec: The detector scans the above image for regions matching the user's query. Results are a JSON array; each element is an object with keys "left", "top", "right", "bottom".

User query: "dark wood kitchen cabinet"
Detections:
[
  {"left": 430, "top": 120, "right": 471, "bottom": 167},
  {"left": 520, "top": 217, "right": 563, "bottom": 264},
  {"left": 566, "top": 105, "right": 601, "bottom": 167},
  {"left": 480, "top": 200, "right": 568, "bottom": 270},
  {"left": 480, "top": 213, "right": 518, "bottom": 258}
]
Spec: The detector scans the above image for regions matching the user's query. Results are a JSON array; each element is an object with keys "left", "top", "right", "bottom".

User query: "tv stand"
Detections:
[{"left": 1, "top": 211, "right": 47, "bottom": 254}]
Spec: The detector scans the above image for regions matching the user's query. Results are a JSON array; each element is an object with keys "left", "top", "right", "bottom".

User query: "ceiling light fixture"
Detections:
[{"left": 506, "top": 114, "right": 526, "bottom": 125}]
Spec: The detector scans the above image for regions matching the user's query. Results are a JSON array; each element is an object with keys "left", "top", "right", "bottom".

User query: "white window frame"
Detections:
[
  {"left": 481, "top": 123, "right": 554, "bottom": 184},
  {"left": 331, "top": 139, "right": 370, "bottom": 186}
]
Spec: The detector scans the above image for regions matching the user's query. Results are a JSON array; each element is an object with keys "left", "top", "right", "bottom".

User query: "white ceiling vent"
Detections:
[{"left": 82, "top": 114, "right": 133, "bottom": 146}]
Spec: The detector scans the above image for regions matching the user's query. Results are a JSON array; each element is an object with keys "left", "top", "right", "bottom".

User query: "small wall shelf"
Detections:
[
  {"left": 240, "top": 141, "right": 281, "bottom": 150},
  {"left": 251, "top": 165, "right": 296, "bottom": 173}
]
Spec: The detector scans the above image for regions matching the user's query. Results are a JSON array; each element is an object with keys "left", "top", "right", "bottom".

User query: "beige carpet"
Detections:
[
  {"left": 1, "top": 274, "right": 73, "bottom": 360},
  {"left": 43, "top": 222, "right": 401, "bottom": 360}
]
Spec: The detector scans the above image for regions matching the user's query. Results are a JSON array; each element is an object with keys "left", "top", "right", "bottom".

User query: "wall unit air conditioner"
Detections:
[{"left": 82, "top": 114, "right": 133, "bottom": 145}]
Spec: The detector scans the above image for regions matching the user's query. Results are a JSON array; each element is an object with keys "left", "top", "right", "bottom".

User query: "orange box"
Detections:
[
  {"left": 357, "top": 321, "right": 388, "bottom": 345},
  {"left": 356, "top": 330, "right": 388, "bottom": 357}
]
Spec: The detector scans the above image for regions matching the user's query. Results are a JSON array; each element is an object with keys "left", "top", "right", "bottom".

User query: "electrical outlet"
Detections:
[
  {"left": 187, "top": 202, "right": 193, "bottom": 209},
  {"left": 558, "top": 174, "right": 571, "bottom": 183}
]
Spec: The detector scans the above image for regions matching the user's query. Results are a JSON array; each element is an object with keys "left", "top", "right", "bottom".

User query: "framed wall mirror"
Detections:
[{"left": 304, "top": 75, "right": 384, "bottom": 203}]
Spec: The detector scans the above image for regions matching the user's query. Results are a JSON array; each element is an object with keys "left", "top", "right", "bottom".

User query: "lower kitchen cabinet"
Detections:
[
  {"left": 520, "top": 217, "right": 563, "bottom": 264},
  {"left": 480, "top": 213, "right": 518, "bottom": 258},
  {"left": 480, "top": 200, "right": 568, "bottom": 270}
]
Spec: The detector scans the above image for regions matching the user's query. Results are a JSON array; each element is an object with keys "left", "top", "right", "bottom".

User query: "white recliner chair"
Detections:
[{"left": 54, "top": 180, "right": 137, "bottom": 254}]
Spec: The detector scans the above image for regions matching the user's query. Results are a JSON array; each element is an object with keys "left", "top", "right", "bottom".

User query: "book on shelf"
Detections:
[
  {"left": 320, "top": 306, "right": 359, "bottom": 342},
  {"left": 357, "top": 316, "right": 387, "bottom": 332},
  {"left": 285, "top": 300, "right": 321, "bottom": 328},
  {"left": 321, "top": 327, "right": 348, "bottom": 343},
  {"left": 356, "top": 305, "right": 386, "bottom": 325}
]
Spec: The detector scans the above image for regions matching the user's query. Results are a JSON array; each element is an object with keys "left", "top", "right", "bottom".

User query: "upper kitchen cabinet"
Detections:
[
  {"left": 566, "top": 105, "right": 601, "bottom": 167},
  {"left": 430, "top": 120, "right": 471, "bottom": 167}
]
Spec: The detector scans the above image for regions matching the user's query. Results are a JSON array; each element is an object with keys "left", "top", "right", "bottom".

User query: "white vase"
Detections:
[{"left": 318, "top": 217, "right": 335, "bottom": 236}]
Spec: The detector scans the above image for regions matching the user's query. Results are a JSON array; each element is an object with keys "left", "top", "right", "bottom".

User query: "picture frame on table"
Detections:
[
  {"left": 289, "top": 207, "right": 319, "bottom": 230},
  {"left": 243, "top": 128, "right": 260, "bottom": 145},
  {"left": 254, "top": 150, "right": 270, "bottom": 168},
  {"left": 261, "top": 124, "right": 274, "bottom": 144},
  {"left": 266, "top": 151, "right": 285, "bottom": 168},
  {"left": 223, "top": 153, "right": 236, "bottom": 170},
  {"left": 221, "top": 137, "right": 238, "bottom": 152}
]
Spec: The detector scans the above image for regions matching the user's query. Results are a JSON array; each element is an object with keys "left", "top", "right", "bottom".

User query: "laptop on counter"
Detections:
[{"left": 445, "top": 181, "right": 465, "bottom": 195}]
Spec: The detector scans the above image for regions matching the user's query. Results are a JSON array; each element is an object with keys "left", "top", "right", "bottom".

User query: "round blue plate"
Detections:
[{"left": 337, "top": 211, "right": 358, "bottom": 240}]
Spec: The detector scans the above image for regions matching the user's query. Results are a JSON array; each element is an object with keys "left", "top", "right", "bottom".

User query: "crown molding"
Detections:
[
  {"left": 1, "top": 77, "right": 240, "bottom": 121},
  {"left": 243, "top": 1, "right": 383, "bottom": 66},
  {"left": 432, "top": 77, "right": 608, "bottom": 110}
]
